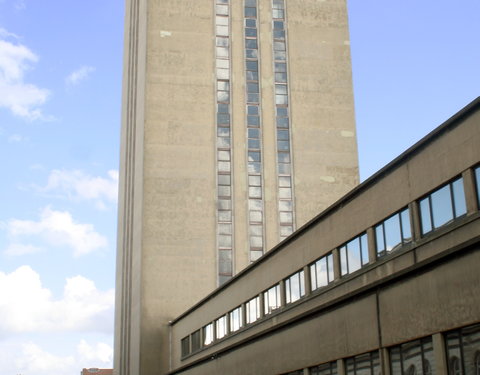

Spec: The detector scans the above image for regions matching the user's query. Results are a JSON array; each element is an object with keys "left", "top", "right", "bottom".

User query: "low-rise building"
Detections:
[{"left": 168, "top": 97, "right": 480, "bottom": 374}]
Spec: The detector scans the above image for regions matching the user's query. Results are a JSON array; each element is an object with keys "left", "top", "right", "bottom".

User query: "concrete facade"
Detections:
[
  {"left": 114, "top": 1, "right": 358, "bottom": 374},
  {"left": 168, "top": 98, "right": 480, "bottom": 374}
]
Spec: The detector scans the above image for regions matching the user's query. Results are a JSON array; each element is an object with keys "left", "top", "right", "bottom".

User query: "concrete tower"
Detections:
[{"left": 114, "top": 0, "right": 358, "bottom": 374}]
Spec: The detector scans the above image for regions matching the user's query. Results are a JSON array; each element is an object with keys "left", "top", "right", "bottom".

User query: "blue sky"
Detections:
[{"left": 0, "top": 0, "right": 478, "bottom": 373}]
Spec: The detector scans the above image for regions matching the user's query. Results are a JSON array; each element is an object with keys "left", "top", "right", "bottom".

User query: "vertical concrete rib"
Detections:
[{"left": 114, "top": 0, "right": 146, "bottom": 374}]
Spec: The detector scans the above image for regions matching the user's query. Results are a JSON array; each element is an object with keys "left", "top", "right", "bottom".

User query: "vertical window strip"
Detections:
[
  {"left": 272, "top": 0, "right": 295, "bottom": 241},
  {"left": 244, "top": 0, "right": 265, "bottom": 263},
  {"left": 215, "top": 0, "right": 233, "bottom": 285}
]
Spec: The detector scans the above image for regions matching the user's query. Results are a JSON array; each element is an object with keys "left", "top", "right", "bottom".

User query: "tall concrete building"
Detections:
[{"left": 114, "top": 0, "right": 358, "bottom": 374}]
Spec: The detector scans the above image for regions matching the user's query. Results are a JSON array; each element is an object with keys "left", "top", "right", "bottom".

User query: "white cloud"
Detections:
[
  {"left": 66, "top": 65, "right": 95, "bottom": 86},
  {"left": 0, "top": 33, "right": 51, "bottom": 120},
  {"left": 0, "top": 339, "right": 112, "bottom": 375},
  {"left": 4, "top": 242, "right": 41, "bottom": 256},
  {"left": 0, "top": 265, "right": 114, "bottom": 334},
  {"left": 38, "top": 169, "right": 119, "bottom": 209},
  {"left": 7, "top": 206, "right": 108, "bottom": 257},
  {"left": 7, "top": 133, "right": 25, "bottom": 142},
  {"left": 0, "top": 27, "right": 20, "bottom": 40}
]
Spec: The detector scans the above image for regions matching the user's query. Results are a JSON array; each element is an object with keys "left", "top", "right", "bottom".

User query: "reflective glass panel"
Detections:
[
  {"left": 246, "top": 296, "right": 260, "bottom": 324},
  {"left": 203, "top": 323, "right": 213, "bottom": 345},
  {"left": 401, "top": 208, "right": 412, "bottom": 242},
  {"left": 375, "top": 224, "right": 385, "bottom": 253},
  {"left": 229, "top": 306, "right": 242, "bottom": 332},
  {"left": 340, "top": 246, "right": 348, "bottom": 276},
  {"left": 249, "top": 175, "right": 261, "bottom": 186},
  {"left": 431, "top": 184, "right": 454, "bottom": 228},
  {"left": 452, "top": 178, "right": 466, "bottom": 217},
  {"left": 347, "top": 238, "right": 361, "bottom": 273},
  {"left": 216, "top": 315, "right": 227, "bottom": 339},
  {"left": 384, "top": 214, "right": 401, "bottom": 252},
  {"left": 420, "top": 197, "right": 432, "bottom": 234},
  {"left": 191, "top": 330, "right": 201, "bottom": 352}
]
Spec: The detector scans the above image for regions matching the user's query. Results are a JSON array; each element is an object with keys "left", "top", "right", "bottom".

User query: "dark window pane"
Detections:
[
  {"left": 245, "top": 18, "right": 256, "bottom": 28},
  {"left": 247, "top": 105, "right": 259, "bottom": 116},
  {"left": 245, "top": 28, "right": 257, "bottom": 38},
  {"left": 246, "top": 49, "right": 258, "bottom": 59},
  {"left": 245, "top": 38, "right": 258, "bottom": 49},
  {"left": 244, "top": 7, "right": 257, "bottom": 18}
]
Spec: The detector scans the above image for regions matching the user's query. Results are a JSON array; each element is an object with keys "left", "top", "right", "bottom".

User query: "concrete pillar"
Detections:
[
  {"left": 303, "top": 265, "right": 312, "bottom": 296},
  {"left": 367, "top": 227, "right": 377, "bottom": 264},
  {"left": 337, "top": 358, "right": 346, "bottom": 375},
  {"left": 409, "top": 201, "right": 422, "bottom": 242},
  {"left": 381, "top": 348, "right": 391, "bottom": 375},
  {"left": 332, "top": 248, "right": 341, "bottom": 280},
  {"left": 462, "top": 168, "right": 479, "bottom": 214},
  {"left": 258, "top": 291, "right": 265, "bottom": 319},
  {"left": 279, "top": 279, "right": 287, "bottom": 307},
  {"left": 433, "top": 333, "right": 448, "bottom": 375},
  {"left": 241, "top": 302, "right": 247, "bottom": 328}
]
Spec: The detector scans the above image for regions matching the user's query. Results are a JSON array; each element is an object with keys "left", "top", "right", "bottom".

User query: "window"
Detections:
[
  {"left": 445, "top": 323, "right": 480, "bottom": 375},
  {"left": 203, "top": 323, "right": 214, "bottom": 346},
  {"left": 475, "top": 167, "right": 480, "bottom": 205},
  {"left": 264, "top": 284, "right": 281, "bottom": 314},
  {"left": 310, "top": 360, "right": 338, "bottom": 375},
  {"left": 191, "top": 329, "right": 201, "bottom": 352},
  {"left": 390, "top": 337, "right": 434, "bottom": 375},
  {"left": 419, "top": 177, "right": 467, "bottom": 235},
  {"left": 375, "top": 207, "right": 411, "bottom": 256},
  {"left": 310, "top": 253, "right": 334, "bottom": 291},
  {"left": 229, "top": 306, "right": 243, "bottom": 332},
  {"left": 181, "top": 336, "right": 190, "bottom": 357},
  {"left": 215, "top": 315, "right": 227, "bottom": 339},
  {"left": 346, "top": 351, "right": 381, "bottom": 375},
  {"left": 215, "top": 0, "right": 233, "bottom": 286},
  {"left": 340, "top": 233, "right": 369, "bottom": 276},
  {"left": 246, "top": 296, "right": 260, "bottom": 324},
  {"left": 285, "top": 270, "right": 305, "bottom": 304}
]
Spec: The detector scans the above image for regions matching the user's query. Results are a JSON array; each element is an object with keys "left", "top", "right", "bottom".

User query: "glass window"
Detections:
[
  {"left": 310, "top": 253, "right": 334, "bottom": 291},
  {"left": 285, "top": 270, "right": 305, "bottom": 304},
  {"left": 203, "top": 323, "right": 214, "bottom": 346},
  {"left": 229, "top": 306, "right": 243, "bottom": 332},
  {"left": 181, "top": 336, "right": 190, "bottom": 357},
  {"left": 340, "top": 233, "right": 369, "bottom": 276},
  {"left": 475, "top": 167, "right": 480, "bottom": 204},
  {"left": 219, "top": 249, "right": 232, "bottom": 275},
  {"left": 375, "top": 207, "right": 412, "bottom": 257},
  {"left": 419, "top": 177, "right": 467, "bottom": 235},
  {"left": 215, "top": 315, "right": 227, "bottom": 339},
  {"left": 264, "top": 284, "right": 281, "bottom": 315},
  {"left": 310, "top": 361, "right": 338, "bottom": 375},
  {"left": 445, "top": 323, "right": 480, "bottom": 375},
  {"left": 244, "top": 6, "right": 257, "bottom": 18},
  {"left": 191, "top": 329, "right": 201, "bottom": 352},
  {"left": 346, "top": 351, "right": 381, "bottom": 375},
  {"left": 390, "top": 337, "right": 434, "bottom": 375},
  {"left": 246, "top": 296, "right": 260, "bottom": 324}
]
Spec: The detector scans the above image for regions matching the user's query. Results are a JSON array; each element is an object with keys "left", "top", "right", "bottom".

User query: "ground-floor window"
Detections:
[
  {"left": 390, "top": 337, "right": 434, "bottom": 375},
  {"left": 445, "top": 323, "right": 480, "bottom": 375}
]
